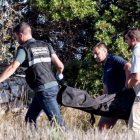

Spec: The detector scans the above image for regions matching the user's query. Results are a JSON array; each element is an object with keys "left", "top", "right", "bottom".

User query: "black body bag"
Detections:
[{"left": 57, "top": 85, "right": 135, "bottom": 124}]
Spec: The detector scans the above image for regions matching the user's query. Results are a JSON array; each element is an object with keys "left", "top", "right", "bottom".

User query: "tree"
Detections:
[
  {"left": 1, "top": 0, "right": 140, "bottom": 95},
  {"left": 31, "top": 0, "right": 140, "bottom": 57},
  {"left": 0, "top": 0, "right": 26, "bottom": 64},
  {"left": 31, "top": 0, "right": 140, "bottom": 95},
  {"left": 0, "top": 1, "right": 95, "bottom": 63}
]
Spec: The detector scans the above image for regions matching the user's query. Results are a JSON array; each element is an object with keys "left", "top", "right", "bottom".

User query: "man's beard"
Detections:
[
  {"left": 98, "top": 59, "right": 105, "bottom": 64},
  {"left": 128, "top": 45, "right": 132, "bottom": 50}
]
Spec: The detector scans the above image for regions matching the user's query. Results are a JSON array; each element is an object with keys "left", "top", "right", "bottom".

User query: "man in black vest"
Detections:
[{"left": 0, "top": 22, "right": 68, "bottom": 130}]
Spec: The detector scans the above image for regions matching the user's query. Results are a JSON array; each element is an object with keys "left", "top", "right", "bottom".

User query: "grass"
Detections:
[
  {"left": 0, "top": 89, "right": 137, "bottom": 139},
  {"left": 0, "top": 107, "right": 139, "bottom": 140}
]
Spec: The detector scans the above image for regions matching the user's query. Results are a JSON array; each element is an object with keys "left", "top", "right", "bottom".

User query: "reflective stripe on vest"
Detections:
[{"left": 29, "top": 57, "right": 51, "bottom": 66}]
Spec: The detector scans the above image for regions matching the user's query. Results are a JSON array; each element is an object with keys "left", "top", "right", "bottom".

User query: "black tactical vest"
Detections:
[{"left": 19, "top": 40, "right": 56, "bottom": 89}]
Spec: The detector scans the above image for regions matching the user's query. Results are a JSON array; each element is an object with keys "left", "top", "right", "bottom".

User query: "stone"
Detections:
[
  {"left": 0, "top": 90, "right": 10, "bottom": 103},
  {"left": 0, "top": 75, "right": 30, "bottom": 114},
  {"left": 9, "top": 99, "right": 24, "bottom": 113}
]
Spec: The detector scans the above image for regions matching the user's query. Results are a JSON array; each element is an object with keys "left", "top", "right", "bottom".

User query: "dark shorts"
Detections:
[{"left": 99, "top": 116, "right": 118, "bottom": 127}]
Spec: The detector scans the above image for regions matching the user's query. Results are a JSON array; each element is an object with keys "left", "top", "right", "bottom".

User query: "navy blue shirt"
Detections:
[{"left": 103, "top": 54, "right": 128, "bottom": 94}]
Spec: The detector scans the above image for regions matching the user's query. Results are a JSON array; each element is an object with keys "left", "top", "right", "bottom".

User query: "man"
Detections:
[
  {"left": 0, "top": 22, "right": 68, "bottom": 130},
  {"left": 124, "top": 27, "right": 140, "bottom": 132},
  {"left": 92, "top": 42, "right": 132, "bottom": 130}
]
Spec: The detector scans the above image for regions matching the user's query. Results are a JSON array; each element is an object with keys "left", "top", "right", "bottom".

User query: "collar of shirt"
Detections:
[
  {"left": 134, "top": 42, "right": 140, "bottom": 50},
  {"left": 102, "top": 54, "right": 112, "bottom": 68}
]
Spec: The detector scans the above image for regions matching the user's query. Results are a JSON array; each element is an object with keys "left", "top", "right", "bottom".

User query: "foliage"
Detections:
[
  {"left": 1, "top": 0, "right": 140, "bottom": 96},
  {"left": 64, "top": 50, "right": 103, "bottom": 96},
  {"left": 1, "top": 1, "right": 95, "bottom": 63},
  {"left": 31, "top": 0, "right": 99, "bottom": 21},
  {"left": 35, "top": 0, "right": 140, "bottom": 95},
  {"left": 0, "top": 1, "right": 27, "bottom": 64},
  {"left": 0, "top": 111, "right": 138, "bottom": 140}
]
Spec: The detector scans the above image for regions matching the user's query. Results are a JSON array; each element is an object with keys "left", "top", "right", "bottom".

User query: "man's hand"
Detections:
[
  {"left": 122, "top": 87, "right": 128, "bottom": 92},
  {"left": 103, "top": 85, "right": 108, "bottom": 94},
  {"left": 56, "top": 72, "right": 64, "bottom": 81}
]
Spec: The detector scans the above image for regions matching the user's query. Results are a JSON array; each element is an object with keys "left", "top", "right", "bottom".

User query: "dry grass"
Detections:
[{"left": 0, "top": 107, "right": 139, "bottom": 140}]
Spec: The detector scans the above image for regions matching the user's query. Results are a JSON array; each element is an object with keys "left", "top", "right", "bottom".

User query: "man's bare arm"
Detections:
[
  {"left": 127, "top": 73, "right": 140, "bottom": 88},
  {"left": 123, "top": 62, "right": 132, "bottom": 87},
  {"left": 51, "top": 54, "right": 64, "bottom": 74},
  {"left": 0, "top": 61, "right": 20, "bottom": 83}
]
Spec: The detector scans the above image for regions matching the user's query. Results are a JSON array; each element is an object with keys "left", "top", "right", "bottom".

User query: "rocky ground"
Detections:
[{"left": 0, "top": 63, "right": 32, "bottom": 115}]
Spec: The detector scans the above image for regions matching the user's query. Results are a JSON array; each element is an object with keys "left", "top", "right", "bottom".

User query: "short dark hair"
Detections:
[
  {"left": 92, "top": 42, "right": 108, "bottom": 52},
  {"left": 124, "top": 27, "right": 140, "bottom": 41},
  {"left": 13, "top": 22, "right": 31, "bottom": 35}
]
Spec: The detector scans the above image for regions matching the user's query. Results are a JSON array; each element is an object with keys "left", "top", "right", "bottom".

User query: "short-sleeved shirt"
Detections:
[
  {"left": 14, "top": 38, "right": 58, "bottom": 93},
  {"left": 131, "top": 43, "right": 140, "bottom": 97},
  {"left": 103, "top": 54, "right": 128, "bottom": 94}
]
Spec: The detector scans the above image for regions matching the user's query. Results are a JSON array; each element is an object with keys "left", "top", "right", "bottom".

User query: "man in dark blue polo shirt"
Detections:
[{"left": 92, "top": 42, "right": 132, "bottom": 130}]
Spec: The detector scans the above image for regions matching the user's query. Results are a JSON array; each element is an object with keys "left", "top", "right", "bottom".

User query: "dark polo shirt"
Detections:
[{"left": 103, "top": 54, "right": 128, "bottom": 94}]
